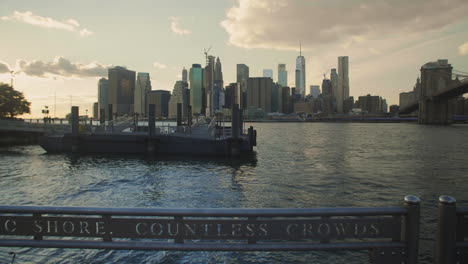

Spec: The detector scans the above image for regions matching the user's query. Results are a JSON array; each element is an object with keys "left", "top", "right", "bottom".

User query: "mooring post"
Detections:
[
  {"left": 177, "top": 103, "right": 182, "bottom": 128},
  {"left": 71, "top": 106, "right": 79, "bottom": 137},
  {"left": 404, "top": 195, "right": 421, "bottom": 264},
  {"left": 187, "top": 105, "right": 192, "bottom": 132},
  {"left": 436, "top": 195, "right": 457, "bottom": 264},
  {"left": 239, "top": 108, "right": 244, "bottom": 135},
  {"left": 71, "top": 106, "right": 79, "bottom": 153},
  {"left": 108, "top": 104, "right": 113, "bottom": 132},
  {"left": 148, "top": 104, "right": 155, "bottom": 137},
  {"left": 232, "top": 104, "right": 239, "bottom": 139},
  {"left": 100, "top": 109, "right": 105, "bottom": 125}
]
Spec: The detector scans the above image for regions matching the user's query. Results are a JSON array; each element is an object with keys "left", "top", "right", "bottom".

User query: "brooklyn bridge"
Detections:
[{"left": 399, "top": 59, "right": 468, "bottom": 124}]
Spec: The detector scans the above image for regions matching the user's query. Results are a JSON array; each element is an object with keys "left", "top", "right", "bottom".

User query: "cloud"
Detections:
[
  {"left": 169, "top": 16, "right": 191, "bottom": 35},
  {"left": 459, "top": 42, "right": 468, "bottom": 56},
  {"left": 220, "top": 0, "right": 468, "bottom": 50},
  {"left": 153, "top": 62, "right": 167, "bottom": 69},
  {"left": 16, "top": 57, "right": 110, "bottom": 78},
  {"left": 0, "top": 61, "right": 10, "bottom": 73},
  {"left": 1, "top": 11, "right": 93, "bottom": 36}
]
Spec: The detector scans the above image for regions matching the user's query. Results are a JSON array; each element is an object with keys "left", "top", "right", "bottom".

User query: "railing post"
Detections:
[
  {"left": 436, "top": 195, "right": 457, "bottom": 264},
  {"left": 404, "top": 195, "right": 420, "bottom": 264}
]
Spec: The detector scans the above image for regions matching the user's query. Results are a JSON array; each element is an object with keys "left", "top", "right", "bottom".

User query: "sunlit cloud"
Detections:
[
  {"left": 153, "top": 61, "right": 167, "bottom": 69},
  {"left": 458, "top": 41, "right": 468, "bottom": 56},
  {"left": 1, "top": 11, "right": 94, "bottom": 37},
  {"left": 221, "top": 0, "right": 468, "bottom": 50},
  {"left": 169, "top": 16, "right": 191, "bottom": 35},
  {"left": 16, "top": 57, "right": 110, "bottom": 78}
]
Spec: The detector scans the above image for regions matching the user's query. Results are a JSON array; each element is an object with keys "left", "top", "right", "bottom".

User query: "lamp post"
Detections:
[{"left": 85, "top": 109, "right": 88, "bottom": 125}]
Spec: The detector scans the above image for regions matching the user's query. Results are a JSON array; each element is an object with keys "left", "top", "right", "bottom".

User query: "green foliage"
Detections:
[{"left": 0, "top": 83, "right": 31, "bottom": 118}]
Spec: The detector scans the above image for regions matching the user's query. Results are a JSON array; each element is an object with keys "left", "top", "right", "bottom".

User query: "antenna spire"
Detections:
[{"left": 300, "top": 41, "right": 302, "bottom": 56}]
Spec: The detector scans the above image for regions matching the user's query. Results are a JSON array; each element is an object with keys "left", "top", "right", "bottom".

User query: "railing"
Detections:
[
  {"left": 0, "top": 196, "right": 420, "bottom": 263},
  {"left": 437, "top": 196, "right": 468, "bottom": 263}
]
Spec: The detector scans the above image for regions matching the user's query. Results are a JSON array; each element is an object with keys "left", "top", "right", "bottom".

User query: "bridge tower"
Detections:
[{"left": 418, "top": 60, "right": 453, "bottom": 124}]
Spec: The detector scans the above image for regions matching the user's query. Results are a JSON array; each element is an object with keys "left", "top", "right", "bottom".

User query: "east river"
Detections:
[{"left": 0, "top": 123, "right": 467, "bottom": 263}]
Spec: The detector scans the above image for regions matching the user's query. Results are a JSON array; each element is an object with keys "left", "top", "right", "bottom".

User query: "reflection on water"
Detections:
[{"left": 0, "top": 123, "right": 467, "bottom": 263}]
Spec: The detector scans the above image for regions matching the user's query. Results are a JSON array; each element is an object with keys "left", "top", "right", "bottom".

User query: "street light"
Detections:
[
  {"left": 85, "top": 109, "right": 88, "bottom": 125},
  {"left": 42, "top": 105, "right": 49, "bottom": 123}
]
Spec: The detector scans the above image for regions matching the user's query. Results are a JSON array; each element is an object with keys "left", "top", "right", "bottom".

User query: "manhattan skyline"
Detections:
[{"left": 0, "top": 0, "right": 468, "bottom": 117}]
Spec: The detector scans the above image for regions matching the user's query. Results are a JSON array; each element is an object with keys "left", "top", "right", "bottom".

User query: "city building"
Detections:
[
  {"left": 93, "top": 102, "right": 98, "bottom": 120},
  {"left": 168, "top": 80, "right": 189, "bottom": 118},
  {"left": 271, "top": 83, "right": 282, "bottom": 113},
  {"left": 263, "top": 69, "right": 273, "bottom": 79},
  {"left": 321, "top": 79, "right": 334, "bottom": 115},
  {"left": 189, "top": 64, "right": 204, "bottom": 115},
  {"left": 182, "top": 67, "right": 188, "bottom": 83},
  {"left": 134, "top": 72, "right": 152, "bottom": 117},
  {"left": 330, "top": 68, "right": 338, "bottom": 111},
  {"left": 389, "top": 105, "right": 400, "bottom": 114},
  {"left": 213, "top": 57, "right": 224, "bottom": 112},
  {"left": 281, "top": 86, "right": 291, "bottom": 114},
  {"left": 236, "top": 64, "right": 249, "bottom": 109},
  {"left": 224, "top": 83, "right": 237, "bottom": 109},
  {"left": 343, "top": 96, "right": 355, "bottom": 113},
  {"left": 147, "top": 90, "right": 171, "bottom": 118},
  {"left": 357, "top": 95, "right": 383, "bottom": 114},
  {"left": 399, "top": 91, "right": 417, "bottom": 109},
  {"left": 204, "top": 56, "right": 215, "bottom": 116},
  {"left": 108, "top": 66, "right": 136, "bottom": 117},
  {"left": 97, "top": 78, "right": 108, "bottom": 119},
  {"left": 382, "top": 99, "right": 388, "bottom": 113},
  {"left": 309, "top": 85, "right": 320, "bottom": 98},
  {"left": 337, "top": 57, "right": 349, "bottom": 113},
  {"left": 247, "top": 77, "right": 273, "bottom": 113},
  {"left": 278, "top": 64, "right": 287, "bottom": 87},
  {"left": 295, "top": 46, "right": 306, "bottom": 98},
  {"left": 321, "top": 79, "right": 332, "bottom": 97},
  {"left": 294, "top": 100, "right": 313, "bottom": 114}
]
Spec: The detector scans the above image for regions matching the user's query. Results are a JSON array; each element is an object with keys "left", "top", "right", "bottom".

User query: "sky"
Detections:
[{"left": 0, "top": 0, "right": 467, "bottom": 118}]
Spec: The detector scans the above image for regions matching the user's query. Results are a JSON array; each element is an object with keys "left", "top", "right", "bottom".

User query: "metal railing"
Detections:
[
  {"left": 0, "top": 196, "right": 420, "bottom": 263},
  {"left": 437, "top": 195, "right": 468, "bottom": 264}
]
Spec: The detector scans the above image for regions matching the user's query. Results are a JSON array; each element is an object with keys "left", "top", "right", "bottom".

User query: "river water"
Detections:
[{"left": 0, "top": 123, "right": 467, "bottom": 263}]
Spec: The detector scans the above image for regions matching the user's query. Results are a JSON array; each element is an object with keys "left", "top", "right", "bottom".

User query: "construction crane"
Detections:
[
  {"left": 323, "top": 69, "right": 329, "bottom": 80},
  {"left": 204, "top": 45, "right": 212, "bottom": 65}
]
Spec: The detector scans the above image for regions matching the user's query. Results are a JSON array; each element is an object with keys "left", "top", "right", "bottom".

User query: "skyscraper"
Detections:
[
  {"left": 278, "top": 64, "right": 287, "bottom": 87},
  {"left": 108, "top": 66, "right": 136, "bottom": 117},
  {"left": 330, "top": 68, "right": 338, "bottom": 112},
  {"left": 97, "top": 78, "right": 108, "bottom": 119},
  {"left": 213, "top": 57, "right": 224, "bottom": 112},
  {"left": 263, "top": 69, "right": 273, "bottom": 79},
  {"left": 134, "top": 72, "right": 152, "bottom": 117},
  {"left": 236, "top": 64, "right": 249, "bottom": 109},
  {"left": 247, "top": 77, "right": 272, "bottom": 113},
  {"left": 189, "top": 64, "right": 204, "bottom": 114},
  {"left": 182, "top": 67, "right": 188, "bottom": 83},
  {"left": 204, "top": 56, "right": 215, "bottom": 116},
  {"left": 337, "top": 56, "right": 349, "bottom": 113},
  {"left": 295, "top": 44, "right": 306, "bottom": 98},
  {"left": 309, "top": 85, "right": 320, "bottom": 99},
  {"left": 147, "top": 90, "right": 171, "bottom": 118},
  {"left": 271, "top": 83, "right": 282, "bottom": 113},
  {"left": 168, "top": 80, "right": 189, "bottom": 118}
]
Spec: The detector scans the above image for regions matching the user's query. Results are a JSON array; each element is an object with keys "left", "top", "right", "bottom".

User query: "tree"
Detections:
[{"left": 0, "top": 83, "right": 31, "bottom": 118}]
